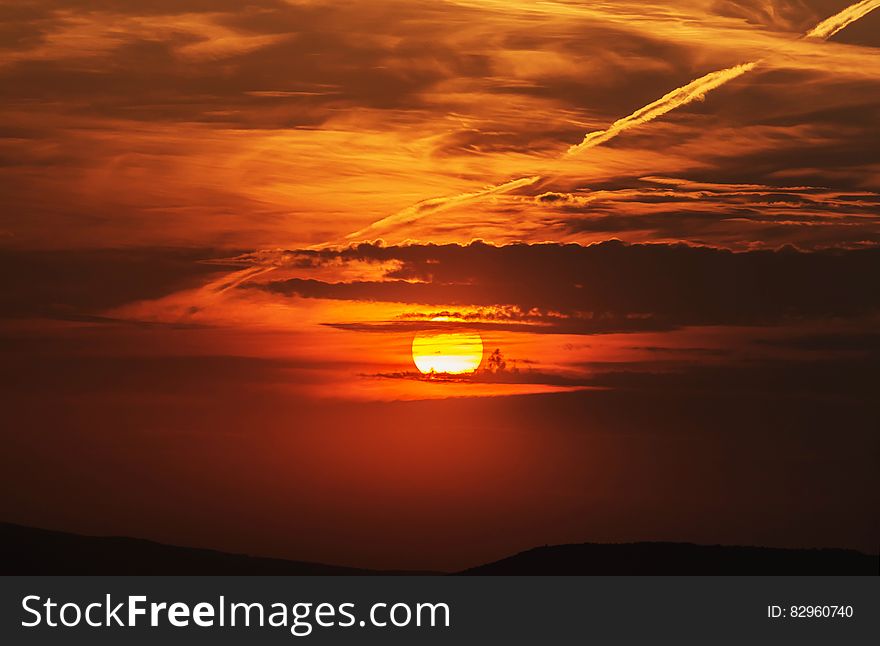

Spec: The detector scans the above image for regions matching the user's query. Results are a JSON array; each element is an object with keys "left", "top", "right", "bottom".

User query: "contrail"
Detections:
[
  {"left": 567, "top": 0, "right": 876, "bottom": 156},
  {"left": 565, "top": 63, "right": 757, "bottom": 157},
  {"left": 210, "top": 265, "right": 278, "bottom": 293},
  {"left": 332, "top": 0, "right": 879, "bottom": 242},
  {"left": 351, "top": 63, "right": 759, "bottom": 237},
  {"left": 343, "top": 175, "right": 541, "bottom": 241},
  {"left": 806, "top": 0, "right": 880, "bottom": 39}
]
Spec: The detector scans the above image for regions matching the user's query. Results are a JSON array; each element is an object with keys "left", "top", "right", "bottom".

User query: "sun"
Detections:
[{"left": 412, "top": 331, "right": 484, "bottom": 375}]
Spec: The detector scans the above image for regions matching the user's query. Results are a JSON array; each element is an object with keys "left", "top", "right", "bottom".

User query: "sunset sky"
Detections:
[{"left": 1, "top": 0, "right": 878, "bottom": 571}]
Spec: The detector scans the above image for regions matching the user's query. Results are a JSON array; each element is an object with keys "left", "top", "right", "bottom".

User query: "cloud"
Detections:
[
  {"left": 2, "top": 1, "right": 879, "bottom": 253},
  {"left": 805, "top": 0, "right": 880, "bottom": 38},
  {"left": 566, "top": 0, "right": 880, "bottom": 157},
  {"left": 710, "top": 1, "right": 822, "bottom": 32},
  {"left": 755, "top": 330, "right": 880, "bottom": 352},
  {"left": 251, "top": 240, "right": 880, "bottom": 328},
  {"left": 368, "top": 368, "right": 595, "bottom": 388},
  {"left": 534, "top": 175, "right": 880, "bottom": 248},
  {"left": 323, "top": 317, "right": 674, "bottom": 336},
  {"left": 340, "top": 59, "right": 757, "bottom": 242},
  {"left": 340, "top": 0, "right": 879, "bottom": 244},
  {"left": 362, "top": 340, "right": 878, "bottom": 395},
  {"left": 339, "top": 60, "right": 759, "bottom": 243},
  {"left": 0, "top": 247, "right": 243, "bottom": 319}
]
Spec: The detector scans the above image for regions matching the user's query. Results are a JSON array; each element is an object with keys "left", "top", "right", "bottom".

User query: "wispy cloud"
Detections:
[
  {"left": 342, "top": 0, "right": 877, "bottom": 243},
  {"left": 569, "top": 0, "right": 879, "bottom": 157}
]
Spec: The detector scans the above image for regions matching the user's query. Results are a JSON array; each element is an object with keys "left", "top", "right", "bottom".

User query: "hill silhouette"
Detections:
[
  {"left": 459, "top": 542, "right": 879, "bottom": 575},
  {"left": 2, "top": 523, "right": 876, "bottom": 575},
  {"left": 0, "top": 523, "right": 420, "bottom": 575}
]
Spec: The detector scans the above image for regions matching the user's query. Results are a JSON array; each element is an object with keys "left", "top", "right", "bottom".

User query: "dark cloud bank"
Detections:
[
  {"left": 0, "top": 247, "right": 242, "bottom": 319},
  {"left": 255, "top": 240, "right": 880, "bottom": 329}
]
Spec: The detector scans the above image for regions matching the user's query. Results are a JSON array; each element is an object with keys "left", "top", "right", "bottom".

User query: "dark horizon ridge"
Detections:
[{"left": 2, "top": 522, "right": 876, "bottom": 576}]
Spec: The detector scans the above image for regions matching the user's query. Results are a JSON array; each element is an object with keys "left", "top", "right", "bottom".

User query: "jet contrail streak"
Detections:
[
  {"left": 343, "top": 175, "right": 542, "bottom": 241},
  {"left": 566, "top": 0, "right": 876, "bottom": 157},
  {"left": 210, "top": 265, "right": 278, "bottom": 293},
  {"left": 565, "top": 62, "right": 757, "bottom": 157},
  {"left": 806, "top": 0, "right": 880, "bottom": 39},
  {"left": 333, "top": 0, "right": 878, "bottom": 243}
]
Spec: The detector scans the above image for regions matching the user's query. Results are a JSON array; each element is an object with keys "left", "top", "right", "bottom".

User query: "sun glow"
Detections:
[{"left": 412, "top": 331, "right": 484, "bottom": 374}]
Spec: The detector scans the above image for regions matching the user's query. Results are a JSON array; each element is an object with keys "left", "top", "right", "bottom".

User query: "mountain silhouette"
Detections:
[
  {"left": 2, "top": 523, "right": 876, "bottom": 575},
  {"left": 0, "top": 523, "right": 424, "bottom": 575},
  {"left": 458, "top": 542, "right": 879, "bottom": 575}
]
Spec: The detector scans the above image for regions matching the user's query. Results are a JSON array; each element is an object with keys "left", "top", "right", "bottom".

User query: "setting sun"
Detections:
[
  {"left": 1, "top": 0, "right": 878, "bottom": 583},
  {"left": 412, "top": 332, "right": 484, "bottom": 375}
]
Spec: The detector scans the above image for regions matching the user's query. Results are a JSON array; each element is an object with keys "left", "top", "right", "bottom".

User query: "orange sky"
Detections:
[
  {"left": 1, "top": 1, "right": 878, "bottom": 570},
  {"left": 2, "top": 0, "right": 878, "bottom": 250}
]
